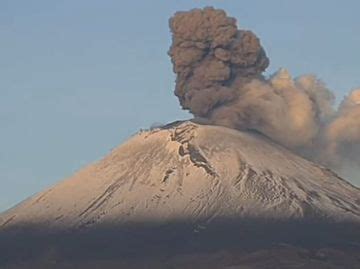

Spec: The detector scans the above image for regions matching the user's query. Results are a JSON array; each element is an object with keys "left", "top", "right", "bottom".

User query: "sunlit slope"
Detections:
[{"left": 1, "top": 121, "right": 359, "bottom": 231}]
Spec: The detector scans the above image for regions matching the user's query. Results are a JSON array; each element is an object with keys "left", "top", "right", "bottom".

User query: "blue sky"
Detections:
[{"left": 1, "top": 0, "right": 360, "bottom": 211}]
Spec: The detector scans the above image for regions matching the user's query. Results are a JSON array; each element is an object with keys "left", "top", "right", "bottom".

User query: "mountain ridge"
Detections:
[
  {"left": 1, "top": 121, "right": 360, "bottom": 269},
  {"left": 1, "top": 121, "right": 359, "bottom": 233}
]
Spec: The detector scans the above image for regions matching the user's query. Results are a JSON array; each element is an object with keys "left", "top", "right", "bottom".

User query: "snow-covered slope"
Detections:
[{"left": 1, "top": 121, "right": 360, "bottom": 231}]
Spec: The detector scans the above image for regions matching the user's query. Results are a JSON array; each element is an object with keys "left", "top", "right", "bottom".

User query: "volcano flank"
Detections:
[
  {"left": 1, "top": 6, "right": 360, "bottom": 269},
  {"left": 1, "top": 122, "right": 360, "bottom": 268}
]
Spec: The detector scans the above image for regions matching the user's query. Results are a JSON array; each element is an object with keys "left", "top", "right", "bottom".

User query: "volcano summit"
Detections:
[
  {"left": 1, "top": 122, "right": 360, "bottom": 268},
  {"left": 1, "top": 6, "right": 360, "bottom": 269},
  {"left": 1, "top": 121, "right": 360, "bottom": 230}
]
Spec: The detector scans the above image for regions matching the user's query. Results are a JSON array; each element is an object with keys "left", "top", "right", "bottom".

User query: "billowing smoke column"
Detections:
[
  {"left": 169, "top": 7, "right": 269, "bottom": 118},
  {"left": 326, "top": 89, "right": 360, "bottom": 166},
  {"left": 169, "top": 7, "right": 360, "bottom": 173}
]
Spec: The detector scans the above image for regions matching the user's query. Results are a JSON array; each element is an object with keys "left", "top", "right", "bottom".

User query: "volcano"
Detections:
[{"left": 1, "top": 122, "right": 360, "bottom": 268}]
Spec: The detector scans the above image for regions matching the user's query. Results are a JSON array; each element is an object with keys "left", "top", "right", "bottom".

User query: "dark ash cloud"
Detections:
[{"left": 168, "top": 7, "right": 360, "bottom": 179}]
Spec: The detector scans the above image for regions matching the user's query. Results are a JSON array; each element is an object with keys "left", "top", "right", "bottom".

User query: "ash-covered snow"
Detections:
[{"left": 1, "top": 121, "right": 360, "bottom": 231}]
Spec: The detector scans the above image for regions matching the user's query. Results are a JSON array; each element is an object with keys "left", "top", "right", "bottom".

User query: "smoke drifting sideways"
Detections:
[{"left": 168, "top": 7, "right": 360, "bottom": 177}]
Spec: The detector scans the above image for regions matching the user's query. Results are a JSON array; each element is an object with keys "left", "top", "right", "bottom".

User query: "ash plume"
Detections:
[
  {"left": 325, "top": 89, "right": 360, "bottom": 166},
  {"left": 168, "top": 7, "right": 360, "bottom": 177},
  {"left": 169, "top": 7, "right": 269, "bottom": 117}
]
